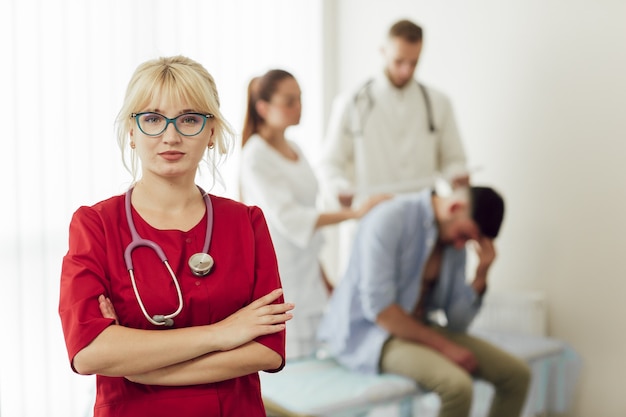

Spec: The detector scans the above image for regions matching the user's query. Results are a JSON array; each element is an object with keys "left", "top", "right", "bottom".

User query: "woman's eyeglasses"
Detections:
[{"left": 131, "top": 112, "right": 215, "bottom": 137}]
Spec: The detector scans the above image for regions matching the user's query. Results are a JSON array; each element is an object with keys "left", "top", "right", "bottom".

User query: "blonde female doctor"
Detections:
[
  {"left": 239, "top": 69, "right": 389, "bottom": 359},
  {"left": 59, "top": 56, "right": 294, "bottom": 417}
]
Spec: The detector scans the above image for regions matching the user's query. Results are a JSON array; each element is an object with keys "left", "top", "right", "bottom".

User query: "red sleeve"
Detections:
[
  {"left": 58, "top": 206, "right": 115, "bottom": 371},
  {"left": 247, "top": 205, "right": 286, "bottom": 373}
]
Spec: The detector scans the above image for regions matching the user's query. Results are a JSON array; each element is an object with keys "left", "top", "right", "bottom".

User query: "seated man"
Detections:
[{"left": 317, "top": 186, "right": 531, "bottom": 417}]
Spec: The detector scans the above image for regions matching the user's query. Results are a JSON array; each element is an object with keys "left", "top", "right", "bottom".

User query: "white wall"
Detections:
[{"left": 330, "top": 1, "right": 626, "bottom": 416}]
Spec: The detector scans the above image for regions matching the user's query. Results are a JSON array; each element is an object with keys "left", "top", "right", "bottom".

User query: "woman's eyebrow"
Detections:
[{"left": 143, "top": 109, "right": 197, "bottom": 115}]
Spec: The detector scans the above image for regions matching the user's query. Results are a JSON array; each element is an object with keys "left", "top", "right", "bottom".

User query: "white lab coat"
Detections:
[
  {"left": 240, "top": 134, "right": 327, "bottom": 359},
  {"left": 316, "top": 73, "right": 469, "bottom": 281},
  {"left": 317, "top": 73, "right": 468, "bottom": 205}
]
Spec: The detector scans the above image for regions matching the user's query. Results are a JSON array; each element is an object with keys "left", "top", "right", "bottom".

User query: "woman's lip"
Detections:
[{"left": 159, "top": 151, "right": 185, "bottom": 161}]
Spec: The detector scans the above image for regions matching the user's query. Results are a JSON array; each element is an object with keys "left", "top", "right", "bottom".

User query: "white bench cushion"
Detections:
[{"left": 260, "top": 357, "right": 417, "bottom": 416}]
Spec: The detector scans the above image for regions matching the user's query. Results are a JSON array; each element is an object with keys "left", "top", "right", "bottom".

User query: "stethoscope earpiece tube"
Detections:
[{"left": 124, "top": 186, "right": 214, "bottom": 327}]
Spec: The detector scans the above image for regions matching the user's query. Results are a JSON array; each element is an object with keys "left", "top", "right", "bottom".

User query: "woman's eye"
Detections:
[
  {"left": 180, "top": 115, "right": 200, "bottom": 125},
  {"left": 285, "top": 97, "right": 301, "bottom": 108},
  {"left": 143, "top": 114, "right": 163, "bottom": 124}
]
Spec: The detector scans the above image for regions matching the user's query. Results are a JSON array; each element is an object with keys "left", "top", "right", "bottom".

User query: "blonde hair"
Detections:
[{"left": 115, "top": 55, "right": 234, "bottom": 184}]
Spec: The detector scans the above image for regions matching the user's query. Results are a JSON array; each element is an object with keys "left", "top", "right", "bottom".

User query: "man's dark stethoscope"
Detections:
[{"left": 124, "top": 187, "right": 214, "bottom": 327}]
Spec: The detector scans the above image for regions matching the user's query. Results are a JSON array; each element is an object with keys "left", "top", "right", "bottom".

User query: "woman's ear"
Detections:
[
  {"left": 255, "top": 100, "right": 269, "bottom": 119},
  {"left": 208, "top": 127, "right": 215, "bottom": 147}
]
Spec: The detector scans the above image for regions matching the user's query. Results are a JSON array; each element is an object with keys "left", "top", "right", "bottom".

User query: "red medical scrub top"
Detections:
[{"left": 59, "top": 193, "right": 285, "bottom": 417}]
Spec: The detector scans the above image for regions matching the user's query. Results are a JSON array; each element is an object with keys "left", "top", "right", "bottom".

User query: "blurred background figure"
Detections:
[
  {"left": 317, "top": 19, "right": 471, "bottom": 281},
  {"left": 240, "top": 69, "right": 389, "bottom": 359}
]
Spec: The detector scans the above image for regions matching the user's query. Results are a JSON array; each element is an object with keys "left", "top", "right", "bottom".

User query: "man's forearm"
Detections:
[
  {"left": 471, "top": 237, "right": 496, "bottom": 296},
  {"left": 471, "top": 267, "right": 489, "bottom": 296},
  {"left": 376, "top": 304, "right": 453, "bottom": 352},
  {"left": 376, "top": 303, "right": 480, "bottom": 372}
]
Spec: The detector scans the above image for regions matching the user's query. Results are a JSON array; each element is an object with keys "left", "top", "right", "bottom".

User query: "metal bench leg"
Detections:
[{"left": 398, "top": 396, "right": 414, "bottom": 417}]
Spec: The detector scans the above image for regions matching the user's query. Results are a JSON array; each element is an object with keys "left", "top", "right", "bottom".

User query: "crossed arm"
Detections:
[{"left": 73, "top": 289, "right": 293, "bottom": 386}]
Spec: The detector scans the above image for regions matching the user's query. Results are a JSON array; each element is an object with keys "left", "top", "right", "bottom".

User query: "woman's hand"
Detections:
[
  {"left": 99, "top": 295, "right": 119, "bottom": 324},
  {"left": 353, "top": 194, "right": 393, "bottom": 219},
  {"left": 212, "top": 289, "right": 294, "bottom": 351}
]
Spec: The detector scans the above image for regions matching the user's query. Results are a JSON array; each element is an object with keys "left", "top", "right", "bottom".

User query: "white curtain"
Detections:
[{"left": 0, "top": 1, "right": 324, "bottom": 416}]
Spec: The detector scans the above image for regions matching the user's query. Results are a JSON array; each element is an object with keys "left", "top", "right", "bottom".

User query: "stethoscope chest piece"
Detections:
[{"left": 189, "top": 252, "right": 214, "bottom": 277}]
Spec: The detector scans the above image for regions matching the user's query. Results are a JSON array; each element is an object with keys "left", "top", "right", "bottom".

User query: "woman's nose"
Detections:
[{"left": 162, "top": 122, "right": 182, "bottom": 143}]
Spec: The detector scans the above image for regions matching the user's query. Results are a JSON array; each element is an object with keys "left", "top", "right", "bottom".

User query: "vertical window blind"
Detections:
[{"left": 0, "top": 1, "right": 324, "bottom": 416}]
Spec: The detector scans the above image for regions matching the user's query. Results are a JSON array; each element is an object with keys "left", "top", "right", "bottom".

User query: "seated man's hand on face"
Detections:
[
  {"left": 474, "top": 237, "right": 496, "bottom": 273},
  {"left": 471, "top": 237, "right": 496, "bottom": 295}
]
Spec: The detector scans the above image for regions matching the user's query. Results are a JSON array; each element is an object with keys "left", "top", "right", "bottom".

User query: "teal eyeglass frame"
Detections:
[{"left": 131, "top": 112, "right": 215, "bottom": 137}]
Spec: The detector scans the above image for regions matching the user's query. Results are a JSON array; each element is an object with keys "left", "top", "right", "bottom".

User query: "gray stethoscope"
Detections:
[{"left": 124, "top": 186, "right": 214, "bottom": 326}]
